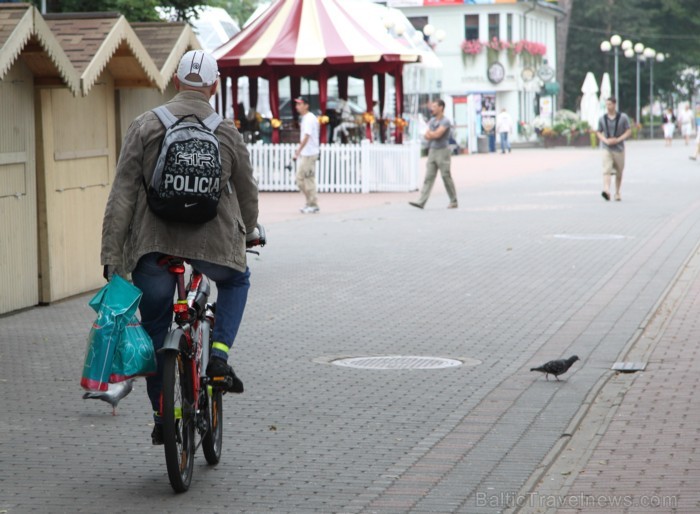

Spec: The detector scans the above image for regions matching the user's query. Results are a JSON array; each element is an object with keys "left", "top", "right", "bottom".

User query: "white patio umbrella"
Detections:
[
  {"left": 580, "top": 72, "right": 600, "bottom": 129},
  {"left": 599, "top": 72, "right": 612, "bottom": 106}
]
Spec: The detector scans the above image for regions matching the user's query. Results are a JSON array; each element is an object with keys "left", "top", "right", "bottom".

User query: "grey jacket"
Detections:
[{"left": 101, "top": 90, "right": 259, "bottom": 274}]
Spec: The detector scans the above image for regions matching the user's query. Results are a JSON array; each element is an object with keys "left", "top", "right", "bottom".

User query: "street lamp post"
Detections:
[
  {"left": 644, "top": 48, "right": 666, "bottom": 139},
  {"left": 600, "top": 34, "right": 622, "bottom": 100},
  {"left": 624, "top": 42, "right": 646, "bottom": 125}
]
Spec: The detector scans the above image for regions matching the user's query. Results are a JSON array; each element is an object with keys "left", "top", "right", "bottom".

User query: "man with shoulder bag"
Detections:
[
  {"left": 101, "top": 50, "right": 259, "bottom": 445},
  {"left": 597, "top": 97, "right": 632, "bottom": 202}
]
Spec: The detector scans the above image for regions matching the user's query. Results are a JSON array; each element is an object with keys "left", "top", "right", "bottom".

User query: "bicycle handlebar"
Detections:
[{"left": 246, "top": 223, "right": 266, "bottom": 248}]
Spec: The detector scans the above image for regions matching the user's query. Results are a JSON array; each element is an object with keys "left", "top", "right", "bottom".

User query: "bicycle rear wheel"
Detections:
[
  {"left": 162, "top": 348, "right": 195, "bottom": 493},
  {"left": 202, "top": 384, "right": 223, "bottom": 464}
]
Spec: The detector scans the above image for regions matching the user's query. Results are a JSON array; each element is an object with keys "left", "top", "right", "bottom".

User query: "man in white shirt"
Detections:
[
  {"left": 496, "top": 108, "right": 513, "bottom": 154},
  {"left": 294, "top": 97, "right": 320, "bottom": 213}
]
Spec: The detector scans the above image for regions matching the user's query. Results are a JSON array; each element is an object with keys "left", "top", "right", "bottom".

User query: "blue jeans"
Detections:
[
  {"left": 500, "top": 132, "right": 511, "bottom": 153},
  {"left": 131, "top": 253, "right": 250, "bottom": 417}
]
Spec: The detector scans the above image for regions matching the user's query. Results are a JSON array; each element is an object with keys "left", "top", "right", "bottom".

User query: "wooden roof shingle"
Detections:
[
  {"left": 45, "top": 12, "right": 162, "bottom": 94},
  {"left": 131, "top": 21, "right": 200, "bottom": 88},
  {"left": 0, "top": 4, "right": 79, "bottom": 94}
]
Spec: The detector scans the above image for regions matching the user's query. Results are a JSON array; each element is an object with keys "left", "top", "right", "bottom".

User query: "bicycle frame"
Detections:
[
  {"left": 159, "top": 256, "right": 225, "bottom": 492},
  {"left": 159, "top": 258, "right": 213, "bottom": 402},
  {"left": 158, "top": 226, "right": 265, "bottom": 492}
]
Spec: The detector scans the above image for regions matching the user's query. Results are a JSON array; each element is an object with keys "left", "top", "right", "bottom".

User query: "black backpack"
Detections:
[{"left": 144, "top": 106, "right": 223, "bottom": 224}]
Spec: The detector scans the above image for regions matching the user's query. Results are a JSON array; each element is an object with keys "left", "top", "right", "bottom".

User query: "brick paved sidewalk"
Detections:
[
  {"left": 520, "top": 242, "right": 700, "bottom": 514},
  {"left": 560, "top": 241, "right": 700, "bottom": 514}
]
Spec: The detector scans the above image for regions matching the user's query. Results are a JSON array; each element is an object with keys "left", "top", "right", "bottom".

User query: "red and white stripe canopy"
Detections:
[{"left": 213, "top": 0, "right": 419, "bottom": 72}]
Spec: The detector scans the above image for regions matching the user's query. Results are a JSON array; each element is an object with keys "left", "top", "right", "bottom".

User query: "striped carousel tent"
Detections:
[{"left": 213, "top": 0, "right": 420, "bottom": 143}]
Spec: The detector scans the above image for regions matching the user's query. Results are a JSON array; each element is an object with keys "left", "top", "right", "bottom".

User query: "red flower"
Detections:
[
  {"left": 522, "top": 40, "right": 547, "bottom": 56},
  {"left": 460, "top": 39, "right": 483, "bottom": 55}
]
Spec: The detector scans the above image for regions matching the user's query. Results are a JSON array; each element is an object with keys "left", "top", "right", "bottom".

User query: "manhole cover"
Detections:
[
  {"left": 331, "top": 356, "right": 467, "bottom": 370},
  {"left": 553, "top": 234, "right": 627, "bottom": 241}
]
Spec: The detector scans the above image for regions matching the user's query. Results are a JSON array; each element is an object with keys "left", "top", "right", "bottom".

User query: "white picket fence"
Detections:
[{"left": 247, "top": 139, "right": 421, "bottom": 193}]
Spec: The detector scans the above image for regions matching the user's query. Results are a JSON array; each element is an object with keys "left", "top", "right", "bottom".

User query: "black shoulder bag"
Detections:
[{"left": 603, "top": 113, "right": 621, "bottom": 140}]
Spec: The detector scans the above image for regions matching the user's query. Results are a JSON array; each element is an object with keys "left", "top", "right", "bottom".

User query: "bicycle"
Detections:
[{"left": 159, "top": 225, "right": 265, "bottom": 493}]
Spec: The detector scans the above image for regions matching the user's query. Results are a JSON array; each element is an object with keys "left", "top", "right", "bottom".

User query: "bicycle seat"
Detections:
[{"left": 157, "top": 255, "right": 185, "bottom": 267}]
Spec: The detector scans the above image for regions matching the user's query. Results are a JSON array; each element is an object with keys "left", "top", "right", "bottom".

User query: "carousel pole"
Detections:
[
  {"left": 338, "top": 73, "right": 348, "bottom": 100},
  {"left": 269, "top": 73, "right": 280, "bottom": 144},
  {"left": 318, "top": 69, "right": 329, "bottom": 144},
  {"left": 377, "top": 73, "right": 386, "bottom": 143},
  {"left": 290, "top": 76, "right": 301, "bottom": 126},
  {"left": 335, "top": 73, "right": 349, "bottom": 145},
  {"left": 394, "top": 66, "right": 404, "bottom": 144},
  {"left": 363, "top": 71, "right": 374, "bottom": 142},
  {"left": 248, "top": 76, "right": 258, "bottom": 115}
]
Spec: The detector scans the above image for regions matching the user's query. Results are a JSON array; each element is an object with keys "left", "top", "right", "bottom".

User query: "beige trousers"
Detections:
[
  {"left": 296, "top": 155, "right": 319, "bottom": 208},
  {"left": 602, "top": 148, "right": 625, "bottom": 197},
  {"left": 602, "top": 149, "right": 625, "bottom": 176},
  {"left": 416, "top": 147, "right": 458, "bottom": 206}
]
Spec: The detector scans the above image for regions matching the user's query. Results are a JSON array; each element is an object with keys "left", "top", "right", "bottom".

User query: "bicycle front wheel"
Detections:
[
  {"left": 202, "top": 384, "right": 223, "bottom": 464},
  {"left": 162, "top": 349, "right": 195, "bottom": 493}
]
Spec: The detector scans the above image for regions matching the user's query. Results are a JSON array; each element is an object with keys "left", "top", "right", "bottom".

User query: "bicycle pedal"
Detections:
[{"left": 210, "top": 376, "right": 232, "bottom": 388}]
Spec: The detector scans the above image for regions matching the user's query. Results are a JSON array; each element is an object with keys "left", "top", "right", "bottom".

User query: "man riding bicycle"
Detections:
[{"left": 101, "top": 50, "right": 259, "bottom": 445}]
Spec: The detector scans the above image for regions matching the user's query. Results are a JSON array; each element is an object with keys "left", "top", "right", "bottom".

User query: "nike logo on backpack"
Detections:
[{"left": 184, "top": 202, "right": 198, "bottom": 208}]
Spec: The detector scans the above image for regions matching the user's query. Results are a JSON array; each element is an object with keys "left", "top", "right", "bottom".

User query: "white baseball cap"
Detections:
[{"left": 176, "top": 50, "right": 219, "bottom": 87}]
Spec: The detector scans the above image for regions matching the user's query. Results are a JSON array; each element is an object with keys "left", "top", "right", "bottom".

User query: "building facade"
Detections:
[{"left": 388, "top": 0, "right": 563, "bottom": 152}]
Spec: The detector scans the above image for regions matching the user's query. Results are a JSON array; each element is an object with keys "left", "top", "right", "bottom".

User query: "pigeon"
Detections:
[
  {"left": 530, "top": 355, "right": 579, "bottom": 381},
  {"left": 82, "top": 379, "right": 134, "bottom": 415}
]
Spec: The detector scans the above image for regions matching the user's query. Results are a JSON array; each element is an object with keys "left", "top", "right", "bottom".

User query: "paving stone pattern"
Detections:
[
  {"left": 554, "top": 238, "right": 700, "bottom": 514},
  {"left": 1, "top": 141, "right": 699, "bottom": 513}
]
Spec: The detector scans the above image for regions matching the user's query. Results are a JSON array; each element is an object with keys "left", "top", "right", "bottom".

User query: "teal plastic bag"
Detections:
[
  {"left": 110, "top": 314, "right": 156, "bottom": 382},
  {"left": 80, "top": 275, "right": 152, "bottom": 391}
]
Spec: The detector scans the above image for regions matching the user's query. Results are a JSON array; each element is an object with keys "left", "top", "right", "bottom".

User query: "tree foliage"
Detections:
[
  {"left": 165, "top": 0, "right": 203, "bottom": 21},
  {"left": 565, "top": 0, "right": 700, "bottom": 117},
  {"left": 36, "top": 0, "right": 258, "bottom": 24},
  {"left": 39, "top": 0, "right": 187, "bottom": 21},
  {"left": 209, "top": 0, "right": 259, "bottom": 26}
]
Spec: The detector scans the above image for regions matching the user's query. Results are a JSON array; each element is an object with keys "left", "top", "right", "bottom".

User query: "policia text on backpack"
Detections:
[{"left": 144, "top": 106, "right": 225, "bottom": 224}]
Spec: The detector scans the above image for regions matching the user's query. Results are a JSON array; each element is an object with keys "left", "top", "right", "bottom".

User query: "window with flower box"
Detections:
[
  {"left": 464, "top": 14, "right": 479, "bottom": 41},
  {"left": 507, "top": 13, "right": 513, "bottom": 41},
  {"left": 488, "top": 14, "right": 499, "bottom": 41}
]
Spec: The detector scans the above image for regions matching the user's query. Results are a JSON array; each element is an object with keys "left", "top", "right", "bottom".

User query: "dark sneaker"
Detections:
[
  {"left": 207, "top": 358, "right": 244, "bottom": 393},
  {"left": 151, "top": 424, "right": 164, "bottom": 445},
  {"left": 152, "top": 421, "right": 181, "bottom": 445}
]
